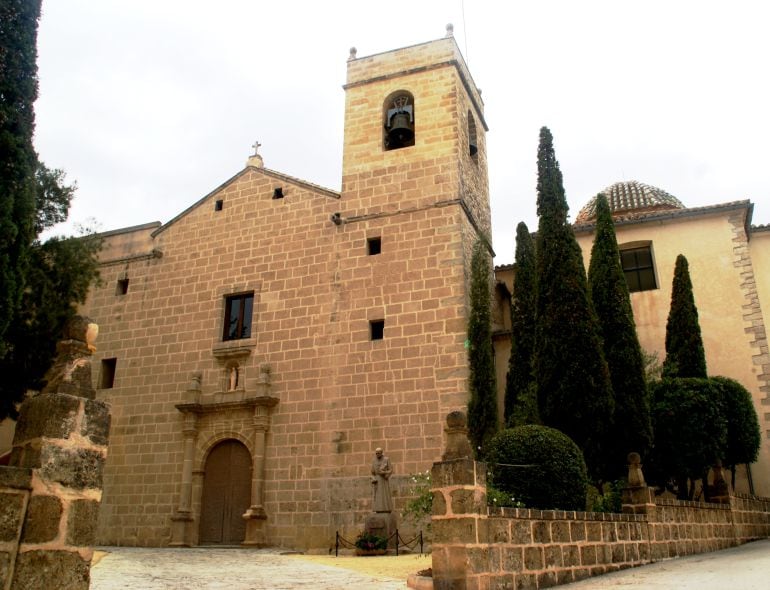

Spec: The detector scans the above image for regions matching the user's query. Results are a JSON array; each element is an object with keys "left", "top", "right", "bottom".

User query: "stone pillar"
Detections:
[
  {"left": 431, "top": 412, "right": 488, "bottom": 590},
  {"left": 243, "top": 364, "right": 276, "bottom": 546},
  {"left": 170, "top": 401, "right": 199, "bottom": 546},
  {"left": 621, "top": 452, "right": 656, "bottom": 516},
  {"left": 4, "top": 316, "right": 110, "bottom": 590}
]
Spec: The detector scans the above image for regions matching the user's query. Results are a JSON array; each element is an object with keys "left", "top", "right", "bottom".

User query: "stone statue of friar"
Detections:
[{"left": 370, "top": 447, "right": 393, "bottom": 513}]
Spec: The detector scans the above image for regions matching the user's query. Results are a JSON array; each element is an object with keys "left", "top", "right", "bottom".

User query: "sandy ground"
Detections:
[
  {"left": 92, "top": 549, "right": 430, "bottom": 581},
  {"left": 287, "top": 553, "right": 431, "bottom": 580}
]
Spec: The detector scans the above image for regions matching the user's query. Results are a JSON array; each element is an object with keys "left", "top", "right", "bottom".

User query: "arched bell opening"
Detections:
[
  {"left": 468, "top": 110, "right": 479, "bottom": 161},
  {"left": 383, "top": 91, "right": 415, "bottom": 151}
]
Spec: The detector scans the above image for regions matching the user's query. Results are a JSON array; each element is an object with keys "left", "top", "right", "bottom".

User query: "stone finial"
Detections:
[
  {"left": 256, "top": 362, "right": 272, "bottom": 396},
  {"left": 41, "top": 315, "right": 99, "bottom": 399},
  {"left": 627, "top": 452, "right": 646, "bottom": 487},
  {"left": 247, "top": 140, "right": 264, "bottom": 168},
  {"left": 445, "top": 23, "right": 454, "bottom": 38},
  {"left": 348, "top": 46, "right": 357, "bottom": 61},
  {"left": 183, "top": 372, "right": 202, "bottom": 404},
  {"left": 442, "top": 410, "right": 473, "bottom": 460}
]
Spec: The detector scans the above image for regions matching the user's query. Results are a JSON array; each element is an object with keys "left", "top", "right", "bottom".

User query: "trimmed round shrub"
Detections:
[
  {"left": 486, "top": 425, "right": 588, "bottom": 510},
  {"left": 711, "top": 376, "right": 761, "bottom": 468}
]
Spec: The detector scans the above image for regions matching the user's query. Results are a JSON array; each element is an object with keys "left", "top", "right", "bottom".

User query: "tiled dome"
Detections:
[{"left": 575, "top": 180, "right": 685, "bottom": 223}]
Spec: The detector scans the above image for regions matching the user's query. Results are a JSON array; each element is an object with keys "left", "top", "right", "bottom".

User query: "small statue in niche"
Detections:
[
  {"left": 228, "top": 365, "right": 239, "bottom": 391},
  {"left": 370, "top": 447, "right": 393, "bottom": 513}
]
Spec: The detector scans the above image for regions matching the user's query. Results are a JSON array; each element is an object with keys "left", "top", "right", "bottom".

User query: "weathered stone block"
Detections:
[
  {"left": 467, "top": 547, "right": 491, "bottom": 573},
  {"left": 551, "top": 520, "right": 570, "bottom": 542},
  {"left": 611, "top": 543, "right": 626, "bottom": 563},
  {"left": 488, "top": 574, "right": 514, "bottom": 590},
  {"left": 544, "top": 545, "right": 562, "bottom": 567},
  {"left": 532, "top": 521, "right": 550, "bottom": 543},
  {"left": 451, "top": 488, "right": 484, "bottom": 514},
  {"left": 433, "top": 489, "right": 447, "bottom": 516},
  {"left": 67, "top": 499, "right": 100, "bottom": 546},
  {"left": 37, "top": 446, "right": 105, "bottom": 489},
  {"left": 586, "top": 522, "right": 601, "bottom": 541},
  {"left": 12, "top": 550, "right": 90, "bottom": 590},
  {"left": 433, "top": 517, "right": 478, "bottom": 544},
  {"left": 82, "top": 399, "right": 111, "bottom": 446},
  {"left": 514, "top": 573, "right": 537, "bottom": 590},
  {"left": 580, "top": 544, "right": 597, "bottom": 565},
  {"left": 487, "top": 518, "right": 509, "bottom": 543},
  {"left": 510, "top": 520, "right": 532, "bottom": 544},
  {"left": 432, "top": 459, "right": 484, "bottom": 487},
  {"left": 13, "top": 394, "right": 80, "bottom": 443},
  {"left": 22, "top": 495, "right": 63, "bottom": 543},
  {"left": 0, "top": 466, "right": 32, "bottom": 490},
  {"left": 562, "top": 544, "right": 580, "bottom": 567},
  {"left": 501, "top": 547, "right": 522, "bottom": 572},
  {"left": 0, "top": 491, "right": 26, "bottom": 542},
  {"left": 523, "top": 546, "right": 542, "bottom": 571},
  {"left": 537, "top": 571, "right": 557, "bottom": 588},
  {"left": 570, "top": 521, "right": 586, "bottom": 541},
  {"left": 556, "top": 569, "right": 574, "bottom": 586}
]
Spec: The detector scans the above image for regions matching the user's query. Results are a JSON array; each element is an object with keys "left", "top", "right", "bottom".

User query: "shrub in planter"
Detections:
[{"left": 486, "top": 425, "right": 588, "bottom": 510}]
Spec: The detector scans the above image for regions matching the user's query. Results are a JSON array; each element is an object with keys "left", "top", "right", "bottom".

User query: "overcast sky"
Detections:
[{"left": 34, "top": 1, "right": 769, "bottom": 264}]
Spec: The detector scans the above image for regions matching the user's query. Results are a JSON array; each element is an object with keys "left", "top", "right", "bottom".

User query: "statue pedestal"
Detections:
[{"left": 365, "top": 512, "right": 398, "bottom": 550}]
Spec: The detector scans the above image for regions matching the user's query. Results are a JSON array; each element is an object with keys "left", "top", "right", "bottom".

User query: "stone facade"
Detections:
[
  {"left": 78, "top": 34, "right": 490, "bottom": 549},
  {"left": 430, "top": 457, "right": 770, "bottom": 590}
]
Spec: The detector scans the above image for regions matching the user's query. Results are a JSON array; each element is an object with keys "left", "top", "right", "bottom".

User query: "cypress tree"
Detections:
[
  {"left": 662, "top": 254, "right": 707, "bottom": 378},
  {"left": 467, "top": 239, "right": 498, "bottom": 459},
  {"left": 588, "top": 194, "right": 652, "bottom": 467},
  {"left": 505, "top": 222, "right": 539, "bottom": 425},
  {"left": 0, "top": 0, "right": 41, "bottom": 357},
  {"left": 532, "top": 127, "right": 614, "bottom": 482}
]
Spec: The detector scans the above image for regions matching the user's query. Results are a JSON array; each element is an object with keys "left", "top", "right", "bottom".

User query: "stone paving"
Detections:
[{"left": 90, "top": 547, "right": 408, "bottom": 590}]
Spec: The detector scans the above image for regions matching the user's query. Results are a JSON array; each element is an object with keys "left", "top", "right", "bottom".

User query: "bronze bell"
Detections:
[{"left": 387, "top": 112, "right": 414, "bottom": 148}]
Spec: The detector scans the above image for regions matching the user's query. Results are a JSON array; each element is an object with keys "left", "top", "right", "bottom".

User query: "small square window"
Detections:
[
  {"left": 273, "top": 187, "right": 284, "bottom": 199},
  {"left": 223, "top": 293, "right": 254, "bottom": 341},
  {"left": 215, "top": 200, "right": 223, "bottom": 211},
  {"left": 100, "top": 358, "right": 117, "bottom": 389},
  {"left": 116, "top": 278, "right": 129, "bottom": 295},
  {"left": 370, "top": 319, "right": 385, "bottom": 340},
  {"left": 367, "top": 237, "right": 382, "bottom": 255},
  {"left": 620, "top": 245, "right": 657, "bottom": 293}
]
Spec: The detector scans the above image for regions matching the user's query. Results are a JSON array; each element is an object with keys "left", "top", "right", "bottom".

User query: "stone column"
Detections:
[
  {"left": 5, "top": 316, "right": 110, "bottom": 590},
  {"left": 170, "top": 402, "right": 199, "bottom": 546},
  {"left": 243, "top": 364, "right": 277, "bottom": 546}
]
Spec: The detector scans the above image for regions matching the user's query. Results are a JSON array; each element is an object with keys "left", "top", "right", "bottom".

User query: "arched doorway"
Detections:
[{"left": 199, "top": 439, "right": 252, "bottom": 544}]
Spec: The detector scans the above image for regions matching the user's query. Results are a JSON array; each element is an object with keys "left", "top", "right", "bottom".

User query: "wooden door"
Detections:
[{"left": 199, "top": 439, "right": 252, "bottom": 544}]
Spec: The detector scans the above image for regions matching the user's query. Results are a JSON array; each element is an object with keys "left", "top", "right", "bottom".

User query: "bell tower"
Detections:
[{"left": 322, "top": 30, "right": 492, "bottom": 480}]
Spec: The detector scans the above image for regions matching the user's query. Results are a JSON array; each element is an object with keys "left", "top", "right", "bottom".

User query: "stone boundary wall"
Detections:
[{"left": 431, "top": 459, "right": 770, "bottom": 590}]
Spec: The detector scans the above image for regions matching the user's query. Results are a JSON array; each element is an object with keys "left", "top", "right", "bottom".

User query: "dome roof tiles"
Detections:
[{"left": 575, "top": 180, "right": 685, "bottom": 223}]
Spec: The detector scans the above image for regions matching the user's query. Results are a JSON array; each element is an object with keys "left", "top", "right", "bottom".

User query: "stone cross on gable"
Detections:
[{"left": 252, "top": 141, "right": 261, "bottom": 156}]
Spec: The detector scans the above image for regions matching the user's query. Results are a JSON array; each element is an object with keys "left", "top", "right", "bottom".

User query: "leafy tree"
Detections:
[
  {"left": 662, "top": 254, "right": 707, "bottom": 378},
  {"left": 0, "top": 0, "right": 42, "bottom": 356},
  {"left": 487, "top": 425, "right": 588, "bottom": 510},
  {"left": 467, "top": 239, "right": 498, "bottom": 459},
  {"left": 505, "top": 222, "right": 538, "bottom": 425},
  {"left": 711, "top": 376, "right": 761, "bottom": 488},
  {"left": 532, "top": 126, "right": 614, "bottom": 483},
  {"left": 587, "top": 194, "right": 652, "bottom": 468},
  {"left": 648, "top": 378, "right": 727, "bottom": 499}
]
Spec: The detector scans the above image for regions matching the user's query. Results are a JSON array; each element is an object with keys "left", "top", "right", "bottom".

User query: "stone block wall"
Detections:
[{"left": 431, "top": 458, "right": 770, "bottom": 590}]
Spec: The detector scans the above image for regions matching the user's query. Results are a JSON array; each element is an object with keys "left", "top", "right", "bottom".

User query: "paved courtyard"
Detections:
[
  {"left": 91, "top": 539, "right": 770, "bottom": 589},
  {"left": 90, "top": 547, "right": 409, "bottom": 590}
]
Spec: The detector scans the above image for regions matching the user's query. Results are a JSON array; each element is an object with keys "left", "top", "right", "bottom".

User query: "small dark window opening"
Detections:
[
  {"left": 100, "top": 358, "right": 117, "bottom": 389},
  {"left": 223, "top": 293, "right": 254, "bottom": 341},
  {"left": 215, "top": 200, "right": 223, "bottom": 211},
  {"left": 273, "top": 187, "right": 284, "bottom": 199},
  {"left": 621, "top": 246, "right": 657, "bottom": 292},
  {"left": 370, "top": 319, "right": 385, "bottom": 340},
  {"left": 367, "top": 237, "right": 382, "bottom": 255},
  {"left": 468, "top": 111, "right": 479, "bottom": 161},
  {"left": 116, "top": 278, "right": 129, "bottom": 295}
]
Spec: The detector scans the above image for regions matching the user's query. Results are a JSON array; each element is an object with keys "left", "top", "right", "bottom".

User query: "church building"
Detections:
[
  {"left": 80, "top": 32, "right": 489, "bottom": 548},
  {"left": 64, "top": 32, "right": 770, "bottom": 549}
]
